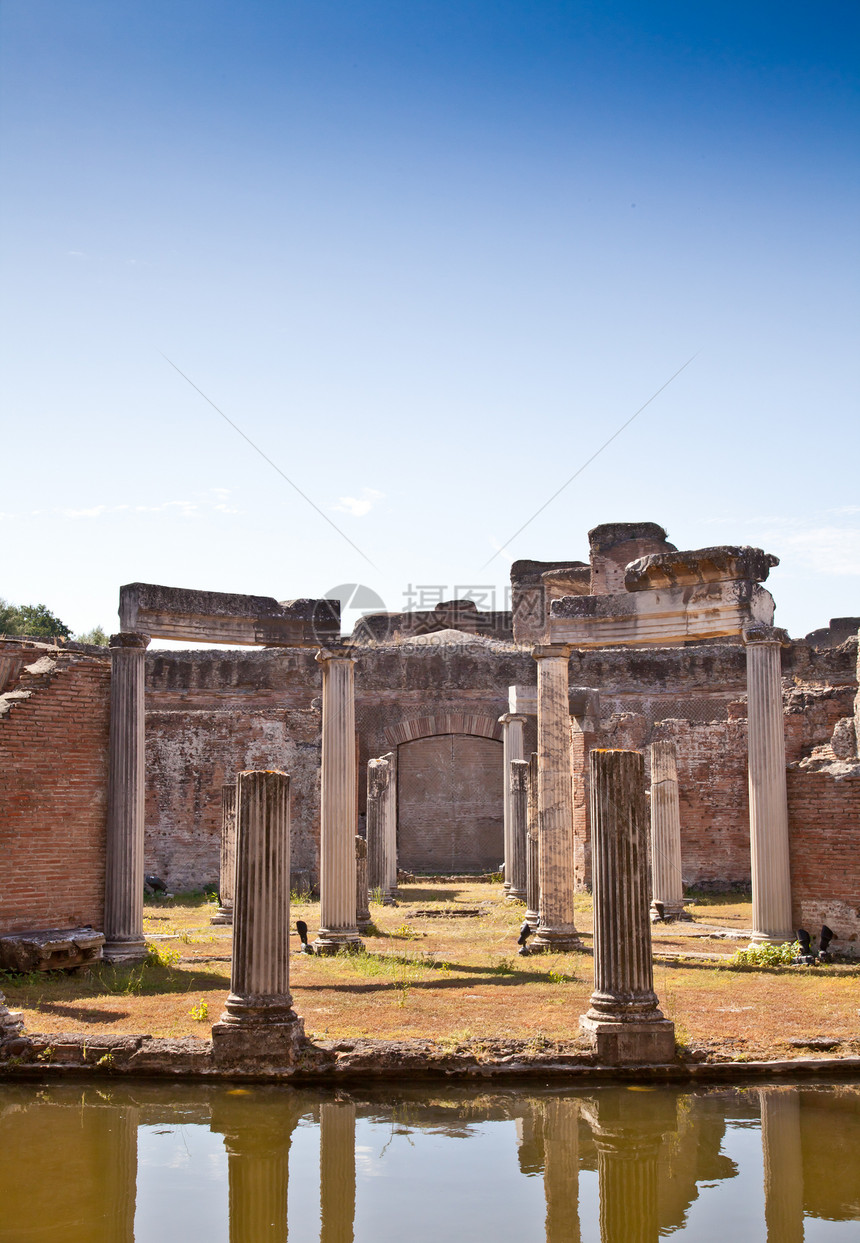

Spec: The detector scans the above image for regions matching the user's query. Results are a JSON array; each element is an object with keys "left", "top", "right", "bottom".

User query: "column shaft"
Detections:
[
  {"left": 649, "top": 741, "right": 686, "bottom": 920},
  {"left": 314, "top": 650, "right": 362, "bottom": 952},
  {"left": 744, "top": 627, "right": 793, "bottom": 944},
  {"left": 212, "top": 781, "right": 237, "bottom": 925},
  {"left": 532, "top": 645, "right": 580, "bottom": 950},
  {"left": 366, "top": 755, "right": 393, "bottom": 897},
  {"left": 104, "top": 632, "right": 150, "bottom": 962},
  {"left": 581, "top": 749, "right": 674, "bottom": 1063},
  {"left": 355, "top": 836, "right": 371, "bottom": 930},
  {"left": 382, "top": 750, "right": 398, "bottom": 895},
  {"left": 525, "top": 752, "right": 541, "bottom": 928},
  {"left": 499, "top": 714, "right": 526, "bottom": 892},
  {"left": 508, "top": 759, "right": 529, "bottom": 902}
]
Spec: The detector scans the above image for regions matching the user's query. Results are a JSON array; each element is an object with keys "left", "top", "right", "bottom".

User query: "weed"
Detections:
[
  {"left": 547, "top": 968, "right": 573, "bottom": 985},
  {"left": 189, "top": 999, "right": 210, "bottom": 1022},
  {"left": 729, "top": 941, "right": 800, "bottom": 968},
  {"left": 146, "top": 943, "right": 181, "bottom": 969},
  {"left": 370, "top": 887, "right": 387, "bottom": 906},
  {"left": 96, "top": 1051, "right": 114, "bottom": 1067},
  {"left": 392, "top": 923, "right": 422, "bottom": 940},
  {"left": 492, "top": 956, "right": 515, "bottom": 975},
  {"left": 290, "top": 887, "right": 311, "bottom": 906}
]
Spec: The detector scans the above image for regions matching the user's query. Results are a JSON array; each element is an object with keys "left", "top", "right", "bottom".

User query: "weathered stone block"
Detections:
[{"left": 0, "top": 926, "right": 104, "bottom": 973}]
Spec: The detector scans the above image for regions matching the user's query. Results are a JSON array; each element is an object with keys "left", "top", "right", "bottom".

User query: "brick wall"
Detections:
[
  {"left": 788, "top": 770, "right": 860, "bottom": 949},
  {"left": 0, "top": 640, "right": 111, "bottom": 934}
]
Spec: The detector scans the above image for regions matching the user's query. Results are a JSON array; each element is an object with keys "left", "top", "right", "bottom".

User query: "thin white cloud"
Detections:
[
  {"left": 332, "top": 487, "right": 384, "bottom": 518},
  {"left": 1, "top": 495, "right": 241, "bottom": 523}
]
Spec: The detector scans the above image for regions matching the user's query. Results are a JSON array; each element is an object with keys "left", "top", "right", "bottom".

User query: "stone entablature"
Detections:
[
  {"left": 119, "top": 582, "right": 339, "bottom": 646},
  {"left": 624, "top": 545, "right": 779, "bottom": 592}
]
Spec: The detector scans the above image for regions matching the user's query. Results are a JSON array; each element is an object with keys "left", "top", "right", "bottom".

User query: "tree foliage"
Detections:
[{"left": 0, "top": 598, "right": 73, "bottom": 639}]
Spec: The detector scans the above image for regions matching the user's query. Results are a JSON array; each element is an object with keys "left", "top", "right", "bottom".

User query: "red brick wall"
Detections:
[
  {"left": 0, "top": 642, "right": 110, "bottom": 934},
  {"left": 788, "top": 770, "right": 860, "bottom": 950}
]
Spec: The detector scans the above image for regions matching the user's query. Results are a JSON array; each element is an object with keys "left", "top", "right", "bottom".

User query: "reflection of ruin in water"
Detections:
[{"left": 0, "top": 1083, "right": 859, "bottom": 1241}]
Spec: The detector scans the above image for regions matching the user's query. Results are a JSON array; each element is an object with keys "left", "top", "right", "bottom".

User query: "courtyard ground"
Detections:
[{"left": 3, "top": 884, "right": 859, "bottom": 1063}]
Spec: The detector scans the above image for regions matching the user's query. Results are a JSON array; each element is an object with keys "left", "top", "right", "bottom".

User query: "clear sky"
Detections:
[{"left": 2, "top": 1, "right": 858, "bottom": 641}]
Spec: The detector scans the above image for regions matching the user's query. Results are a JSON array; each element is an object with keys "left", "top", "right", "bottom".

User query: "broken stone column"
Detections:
[
  {"left": 0, "top": 989, "right": 24, "bottom": 1045},
  {"left": 760, "top": 1088, "right": 804, "bottom": 1243},
  {"left": 543, "top": 1097, "right": 580, "bottom": 1243},
  {"left": 104, "top": 632, "right": 150, "bottom": 964},
  {"left": 744, "top": 625, "right": 793, "bottom": 944},
  {"left": 355, "top": 836, "right": 371, "bottom": 930},
  {"left": 313, "top": 648, "right": 363, "bottom": 953},
  {"left": 319, "top": 1098, "right": 356, "bottom": 1243},
  {"left": 367, "top": 754, "right": 397, "bottom": 899},
  {"left": 212, "top": 769, "right": 304, "bottom": 1064},
  {"left": 531, "top": 644, "right": 581, "bottom": 951},
  {"left": 525, "top": 752, "right": 540, "bottom": 929},
  {"left": 581, "top": 749, "right": 675, "bottom": 1063},
  {"left": 212, "top": 781, "right": 237, "bottom": 925},
  {"left": 649, "top": 741, "right": 687, "bottom": 921},
  {"left": 211, "top": 1092, "right": 304, "bottom": 1243},
  {"left": 499, "top": 712, "right": 527, "bottom": 892},
  {"left": 508, "top": 759, "right": 529, "bottom": 902}
]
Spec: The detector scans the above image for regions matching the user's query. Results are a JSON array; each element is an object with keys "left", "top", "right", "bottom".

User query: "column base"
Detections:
[
  {"left": 103, "top": 937, "right": 147, "bottom": 964},
  {"left": 212, "top": 1016, "right": 306, "bottom": 1066},
  {"left": 311, "top": 931, "right": 364, "bottom": 956},
  {"left": 524, "top": 908, "right": 540, "bottom": 930},
  {"left": 580, "top": 1014, "right": 676, "bottom": 1065},
  {"left": 749, "top": 930, "right": 794, "bottom": 946},
  {"left": 505, "top": 887, "right": 528, "bottom": 903},
  {"left": 529, "top": 925, "right": 582, "bottom": 952},
  {"left": 210, "top": 906, "right": 233, "bottom": 925},
  {"left": 357, "top": 917, "right": 374, "bottom": 932}
]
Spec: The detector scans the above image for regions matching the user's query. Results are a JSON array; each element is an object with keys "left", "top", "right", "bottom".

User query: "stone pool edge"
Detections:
[{"left": 2, "top": 1033, "right": 860, "bottom": 1086}]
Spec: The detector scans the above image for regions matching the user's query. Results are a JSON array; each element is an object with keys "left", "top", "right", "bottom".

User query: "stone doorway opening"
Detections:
[{"left": 396, "top": 733, "right": 503, "bottom": 874}]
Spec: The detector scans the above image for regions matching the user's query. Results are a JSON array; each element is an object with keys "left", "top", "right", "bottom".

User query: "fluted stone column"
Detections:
[
  {"left": 649, "top": 741, "right": 687, "bottom": 921},
  {"left": 760, "top": 1088, "right": 804, "bottom": 1243},
  {"left": 313, "top": 649, "right": 362, "bottom": 953},
  {"left": 104, "top": 632, "right": 150, "bottom": 963},
  {"left": 499, "top": 712, "right": 527, "bottom": 892},
  {"left": 581, "top": 1093, "right": 677, "bottom": 1243},
  {"left": 508, "top": 759, "right": 529, "bottom": 902},
  {"left": 543, "top": 1097, "right": 580, "bottom": 1243},
  {"left": 319, "top": 1099, "right": 356, "bottom": 1243},
  {"left": 744, "top": 625, "right": 793, "bottom": 944},
  {"left": 211, "top": 1093, "right": 304, "bottom": 1243},
  {"left": 581, "top": 749, "right": 675, "bottom": 1063},
  {"left": 355, "top": 836, "right": 371, "bottom": 930},
  {"left": 212, "top": 769, "right": 304, "bottom": 1064},
  {"left": 525, "top": 752, "right": 540, "bottom": 928},
  {"left": 531, "top": 644, "right": 580, "bottom": 950},
  {"left": 367, "top": 754, "right": 397, "bottom": 899},
  {"left": 212, "top": 781, "right": 237, "bottom": 925}
]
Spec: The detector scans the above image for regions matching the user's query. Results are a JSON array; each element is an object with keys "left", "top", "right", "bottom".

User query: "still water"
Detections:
[{"left": 1, "top": 1080, "right": 859, "bottom": 1241}]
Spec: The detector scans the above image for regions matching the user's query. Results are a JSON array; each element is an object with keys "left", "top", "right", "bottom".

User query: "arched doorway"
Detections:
[{"left": 396, "top": 733, "right": 504, "bottom": 873}]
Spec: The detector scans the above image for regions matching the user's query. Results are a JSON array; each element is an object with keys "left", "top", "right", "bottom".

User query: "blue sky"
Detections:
[{"left": 1, "top": 1, "right": 858, "bottom": 640}]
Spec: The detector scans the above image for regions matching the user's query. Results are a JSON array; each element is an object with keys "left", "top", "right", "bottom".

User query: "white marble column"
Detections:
[
  {"left": 319, "top": 1099, "right": 356, "bottom": 1243},
  {"left": 744, "top": 624, "right": 793, "bottom": 944},
  {"left": 212, "top": 781, "right": 237, "bottom": 925},
  {"left": 104, "top": 632, "right": 150, "bottom": 963},
  {"left": 367, "top": 754, "right": 396, "bottom": 899},
  {"left": 212, "top": 769, "right": 304, "bottom": 1063},
  {"left": 531, "top": 644, "right": 580, "bottom": 950},
  {"left": 581, "top": 749, "right": 675, "bottom": 1064},
  {"left": 649, "top": 741, "right": 687, "bottom": 920},
  {"left": 760, "top": 1088, "right": 804, "bottom": 1243},
  {"left": 508, "top": 759, "right": 529, "bottom": 902},
  {"left": 499, "top": 713, "right": 527, "bottom": 892},
  {"left": 313, "top": 648, "right": 363, "bottom": 953},
  {"left": 525, "top": 752, "right": 540, "bottom": 929}
]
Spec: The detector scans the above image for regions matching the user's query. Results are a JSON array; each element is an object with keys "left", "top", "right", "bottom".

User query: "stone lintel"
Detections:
[
  {"left": 625, "top": 545, "right": 778, "bottom": 592},
  {"left": 119, "top": 582, "right": 340, "bottom": 646},
  {"left": 549, "top": 581, "right": 775, "bottom": 647},
  {"left": 579, "top": 1015, "right": 676, "bottom": 1065}
]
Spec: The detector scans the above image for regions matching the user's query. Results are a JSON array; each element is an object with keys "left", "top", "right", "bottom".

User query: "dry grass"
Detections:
[{"left": 3, "top": 884, "right": 859, "bottom": 1060}]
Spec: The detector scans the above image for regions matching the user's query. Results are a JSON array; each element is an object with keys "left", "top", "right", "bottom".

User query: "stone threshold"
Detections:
[{"left": 2, "top": 1034, "right": 859, "bottom": 1086}]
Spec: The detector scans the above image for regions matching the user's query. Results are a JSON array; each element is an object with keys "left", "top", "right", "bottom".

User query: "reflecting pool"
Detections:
[{"left": 1, "top": 1081, "right": 859, "bottom": 1241}]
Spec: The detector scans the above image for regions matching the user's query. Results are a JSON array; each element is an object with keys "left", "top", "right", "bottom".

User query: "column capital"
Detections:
[
  {"left": 498, "top": 712, "right": 528, "bottom": 725},
  {"left": 109, "top": 631, "right": 150, "bottom": 650},
  {"left": 315, "top": 644, "right": 356, "bottom": 664},
  {"left": 532, "top": 642, "right": 571, "bottom": 661},
  {"left": 742, "top": 624, "right": 790, "bottom": 648}
]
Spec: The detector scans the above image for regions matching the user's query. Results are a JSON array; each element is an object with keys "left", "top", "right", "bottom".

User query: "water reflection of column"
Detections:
[
  {"left": 320, "top": 1099, "right": 356, "bottom": 1243},
  {"left": 103, "top": 1103, "right": 139, "bottom": 1243},
  {"left": 212, "top": 1096, "right": 303, "bottom": 1243},
  {"left": 581, "top": 1095, "right": 676, "bottom": 1243},
  {"left": 760, "top": 1088, "right": 804, "bottom": 1243},
  {"left": 543, "top": 1098, "right": 580, "bottom": 1243}
]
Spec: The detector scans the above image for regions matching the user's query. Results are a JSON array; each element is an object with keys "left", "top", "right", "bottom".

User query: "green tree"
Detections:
[
  {"left": 0, "top": 598, "right": 72, "bottom": 639},
  {"left": 75, "top": 625, "right": 109, "bottom": 646}
]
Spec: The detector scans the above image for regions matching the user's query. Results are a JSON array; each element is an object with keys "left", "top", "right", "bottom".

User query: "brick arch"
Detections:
[{"left": 383, "top": 712, "right": 503, "bottom": 747}]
